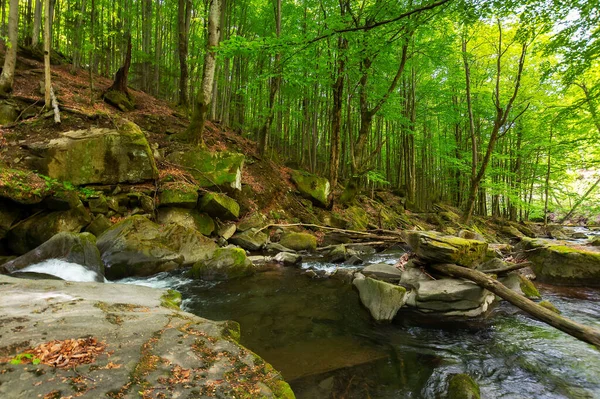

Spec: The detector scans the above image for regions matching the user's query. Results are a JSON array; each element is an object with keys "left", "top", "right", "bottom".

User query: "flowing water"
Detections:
[{"left": 118, "top": 251, "right": 600, "bottom": 399}]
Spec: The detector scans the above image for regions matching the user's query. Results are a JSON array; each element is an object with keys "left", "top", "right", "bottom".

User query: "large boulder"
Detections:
[
  {"left": 229, "top": 228, "right": 268, "bottom": 251},
  {"left": 157, "top": 207, "right": 215, "bottom": 236},
  {"left": 406, "top": 231, "right": 487, "bottom": 268},
  {"left": 518, "top": 237, "right": 600, "bottom": 286},
  {"left": 1, "top": 232, "right": 104, "bottom": 282},
  {"left": 7, "top": 204, "right": 92, "bottom": 254},
  {"left": 290, "top": 170, "right": 330, "bottom": 207},
  {"left": 97, "top": 216, "right": 217, "bottom": 279},
  {"left": 279, "top": 232, "right": 317, "bottom": 252},
  {"left": 352, "top": 273, "right": 407, "bottom": 322},
  {"left": 362, "top": 263, "right": 403, "bottom": 281},
  {"left": 190, "top": 246, "right": 254, "bottom": 280},
  {"left": 199, "top": 192, "right": 240, "bottom": 220},
  {"left": 167, "top": 149, "right": 244, "bottom": 191},
  {"left": 26, "top": 120, "right": 158, "bottom": 185}
]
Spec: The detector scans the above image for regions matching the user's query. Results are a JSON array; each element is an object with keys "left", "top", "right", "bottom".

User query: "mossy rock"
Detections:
[
  {"left": 160, "top": 289, "right": 182, "bottom": 310},
  {"left": 85, "top": 214, "right": 112, "bottom": 237},
  {"left": 0, "top": 100, "right": 19, "bottom": 125},
  {"left": 158, "top": 182, "right": 199, "bottom": 208},
  {"left": 166, "top": 149, "right": 244, "bottom": 191},
  {"left": 157, "top": 208, "right": 215, "bottom": 236},
  {"left": 25, "top": 120, "right": 158, "bottom": 186},
  {"left": 539, "top": 300, "right": 561, "bottom": 314},
  {"left": 199, "top": 192, "right": 240, "bottom": 220},
  {"left": 190, "top": 246, "right": 254, "bottom": 280},
  {"left": 290, "top": 169, "right": 330, "bottom": 207},
  {"left": 0, "top": 168, "right": 53, "bottom": 204},
  {"left": 447, "top": 373, "right": 480, "bottom": 399},
  {"left": 237, "top": 212, "right": 266, "bottom": 232},
  {"left": 519, "top": 238, "right": 600, "bottom": 286},
  {"left": 279, "top": 232, "right": 317, "bottom": 252},
  {"left": 103, "top": 90, "right": 135, "bottom": 111},
  {"left": 88, "top": 195, "right": 109, "bottom": 214},
  {"left": 344, "top": 206, "right": 369, "bottom": 231},
  {"left": 353, "top": 274, "right": 407, "bottom": 322},
  {"left": 229, "top": 228, "right": 268, "bottom": 251},
  {"left": 518, "top": 275, "right": 541, "bottom": 299},
  {"left": 406, "top": 231, "right": 488, "bottom": 268}
]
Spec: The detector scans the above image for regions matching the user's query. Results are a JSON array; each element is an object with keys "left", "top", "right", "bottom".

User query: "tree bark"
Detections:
[
  {"left": 177, "top": 0, "right": 192, "bottom": 107},
  {"left": 0, "top": 0, "right": 19, "bottom": 97},
  {"left": 184, "top": 0, "right": 221, "bottom": 146},
  {"left": 431, "top": 263, "right": 600, "bottom": 349},
  {"left": 32, "top": 0, "right": 42, "bottom": 46},
  {"left": 108, "top": 33, "right": 132, "bottom": 95},
  {"left": 43, "top": 0, "right": 52, "bottom": 108}
]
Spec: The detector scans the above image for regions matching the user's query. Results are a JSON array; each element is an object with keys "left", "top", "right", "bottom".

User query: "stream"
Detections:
[{"left": 119, "top": 250, "right": 600, "bottom": 399}]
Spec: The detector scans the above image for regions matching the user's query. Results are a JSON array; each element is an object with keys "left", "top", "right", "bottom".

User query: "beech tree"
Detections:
[{"left": 0, "top": 0, "right": 19, "bottom": 96}]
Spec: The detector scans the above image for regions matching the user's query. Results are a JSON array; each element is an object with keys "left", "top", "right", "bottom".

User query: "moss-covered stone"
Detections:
[
  {"left": 290, "top": 170, "right": 330, "bottom": 207},
  {"left": 103, "top": 90, "right": 135, "bottom": 111},
  {"left": 519, "top": 238, "right": 600, "bottom": 286},
  {"left": 220, "top": 320, "right": 241, "bottom": 343},
  {"left": 166, "top": 149, "right": 244, "bottom": 191},
  {"left": 0, "top": 169, "right": 53, "bottom": 204},
  {"left": 160, "top": 289, "right": 182, "bottom": 310},
  {"left": 344, "top": 206, "right": 369, "bottom": 231},
  {"left": 88, "top": 195, "right": 109, "bottom": 214},
  {"left": 237, "top": 212, "right": 266, "bottom": 232},
  {"left": 190, "top": 247, "right": 254, "bottom": 280},
  {"left": 157, "top": 208, "right": 215, "bottom": 236},
  {"left": 199, "top": 192, "right": 240, "bottom": 220},
  {"left": 85, "top": 214, "right": 112, "bottom": 237},
  {"left": 447, "top": 373, "right": 480, "bottom": 399},
  {"left": 229, "top": 228, "right": 268, "bottom": 251},
  {"left": 279, "top": 232, "right": 317, "bottom": 252},
  {"left": 158, "top": 182, "right": 199, "bottom": 208},
  {"left": 0, "top": 100, "right": 19, "bottom": 125},
  {"left": 406, "top": 231, "right": 488, "bottom": 268},
  {"left": 539, "top": 300, "right": 561, "bottom": 314},
  {"left": 518, "top": 275, "right": 541, "bottom": 299},
  {"left": 26, "top": 120, "right": 158, "bottom": 186},
  {"left": 352, "top": 274, "right": 407, "bottom": 322}
]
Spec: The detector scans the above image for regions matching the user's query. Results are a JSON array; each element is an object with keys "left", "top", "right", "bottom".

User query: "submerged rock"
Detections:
[
  {"left": 447, "top": 373, "right": 481, "bottom": 399},
  {"left": 280, "top": 232, "right": 317, "bottom": 252},
  {"left": 190, "top": 246, "right": 254, "bottom": 280},
  {"left": 290, "top": 169, "right": 330, "bottom": 207},
  {"left": 406, "top": 231, "right": 487, "bottom": 268},
  {"left": 1, "top": 232, "right": 104, "bottom": 282},
  {"left": 26, "top": 120, "right": 158, "bottom": 185},
  {"left": 518, "top": 237, "right": 600, "bottom": 286},
  {"left": 352, "top": 273, "right": 407, "bottom": 322}
]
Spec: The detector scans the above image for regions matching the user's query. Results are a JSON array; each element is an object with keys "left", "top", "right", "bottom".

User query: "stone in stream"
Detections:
[
  {"left": 229, "top": 228, "right": 268, "bottom": 251},
  {"left": 97, "top": 215, "right": 217, "bottom": 279},
  {"left": 290, "top": 169, "right": 331, "bottom": 207},
  {"left": 361, "top": 263, "right": 403, "bottom": 281},
  {"left": 1, "top": 232, "right": 104, "bottom": 282},
  {"left": 190, "top": 246, "right": 254, "bottom": 280},
  {"left": 274, "top": 251, "right": 302, "bottom": 266},
  {"left": 447, "top": 373, "right": 481, "bottom": 399},
  {"left": 328, "top": 244, "right": 347, "bottom": 263},
  {"left": 265, "top": 242, "right": 296, "bottom": 254},
  {"left": 352, "top": 273, "right": 407, "bottom": 322},
  {"left": 279, "top": 232, "right": 317, "bottom": 252},
  {"left": 405, "top": 231, "right": 487, "bottom": 268},
  {"left": 518, "top": 237, "right": 600, "bottom": 286},
  {"left": 25, "top": 120, "right": 158, "bottom": 185},
  {"left": 0, "top": 275, "right": 294, "bottom": 399}
]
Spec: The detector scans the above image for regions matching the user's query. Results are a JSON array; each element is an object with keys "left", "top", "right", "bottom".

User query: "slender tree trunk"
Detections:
[
  {"left": 543, "top": 127, "right": 553, "bottom": 226},
  {"left": 559, "top": 176, "right": 600, "bottom": 224},
  {"left": 257, "top": 0, "right": 282, "bottom": 156},
  {"left": 32, "top": 0, "right": 42, "bottom": 46},
  {"left": 43, "top": 0, "right": 52, "bottom": 108},
  {"left": 177, "top": 0, "right": 192, "bottom": 107},
  {"left": 0, "top": 0, "right": 19, "bottom": 97},
  {"left": 184, "top": 0, "right": 221, "bottom": 146}
]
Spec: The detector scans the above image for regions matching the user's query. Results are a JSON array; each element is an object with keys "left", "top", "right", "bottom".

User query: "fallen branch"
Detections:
[
  {"left": 481, "top": 261, "right": 532, "bottom": 274},
  {"left": 316, "top": 241, "right": 387, "bottom": 251},
  {"left": 257, "top": 223, "right": 405, "bottom": 241},
  {"left": 431, "top": 263, "right": 600, "bottom": 349}
]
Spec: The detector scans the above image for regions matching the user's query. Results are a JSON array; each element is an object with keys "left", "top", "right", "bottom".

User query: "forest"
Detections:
[{"left": 1, "top": 0, "right": 598, "bottom": 222}]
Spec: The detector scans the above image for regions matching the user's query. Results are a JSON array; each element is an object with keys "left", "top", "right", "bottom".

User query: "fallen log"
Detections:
[
  {"left": 481, "top": 261, "right": 531, "bottom": 275},
  {"left": 431, "top": 263, "right": 600, "bottom": 349},
  {"left": 257, "top": 223, "right": 405, "bottom": 243},
  {"left": 316, "top": 241, "right": 387, "bottom": 251}
]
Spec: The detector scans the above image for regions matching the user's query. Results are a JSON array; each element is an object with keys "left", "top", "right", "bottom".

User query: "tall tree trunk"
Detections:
[
  {"left": 32, "top": 0, "right": 42, "bottom": 46},
  {"left": 177, "top": 0, "right": 192, "bottom": 107},
  {"left": 0, "top": 0, "right": 19, "bottom": 97},
  {"left": 184, "top": 0, "right": 221, "bottom": 146},
  {"left": 141, "top": 0, "right": 152, "bottom": 92},
  {"left": 108, "top": 33, "right": 132, "bottom": 94},
  {"left": 257, "top": 0, "right": 282, "bottom": 156},
  {"left": 43, "top": 0, "right": 52, "bottom": 107},
  {"left": 543, "top": 127, "right": 553, "bottom": 226}
]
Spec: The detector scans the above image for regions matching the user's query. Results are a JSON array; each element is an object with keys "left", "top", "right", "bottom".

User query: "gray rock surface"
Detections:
[
  {"left": 0, "top": 275, "right": 293, "bottom": 399},
  {"left": 229, "top": 228, "right": 268, "bottom": 251},
  {"left": 274, "top": 251, "right": 302, "bottom": 266},
  {"left": 362, "top": 263, "right": 403, "bottom": 281},
  {"left": 352, "top": 273, "right": 407, "bottom": 322}
]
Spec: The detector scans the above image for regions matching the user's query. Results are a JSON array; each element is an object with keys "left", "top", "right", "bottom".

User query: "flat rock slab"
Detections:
[
  {"left": 362, "top": 263, "right": 403, "bottom": 281},
  {"left": 352, "top": 274, "right": 407, "bottom": 322},
  {"left": 406, "top": 231, "right": 487, "bottom": 268},
  {"left": 0, "top": 275, "right": 293, "bottom": 399}
]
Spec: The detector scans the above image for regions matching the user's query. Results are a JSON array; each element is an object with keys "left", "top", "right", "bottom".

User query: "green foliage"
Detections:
[{"left": 10, "top": 353, "right": 40, "bottom": 366}]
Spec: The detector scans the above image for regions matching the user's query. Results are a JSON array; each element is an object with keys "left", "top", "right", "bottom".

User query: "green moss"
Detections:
[
  {"left": 448, "top": 373, "right": 480, "bottom": 399},
  {"left": 220, "top": 320, "right": 241, "bottom": 343},
  {"left": 166, "top": 149, "right": 244, "bottom": 189},
  {"left": 345, "top": 206, "right": 369, "bottom": 231},
  {"left": 279, "top": 232, "right": 317, "bottom": 251},
  {"left": 539, "top": 300, "right": 561, "bottom": 314},
  {"left": 199, "top": 192, "right": 240, "bottom": 220},
  {"left": 290, "top": 170, "right": 330, "bottom": 207},
  {"left": 0, "top": 169, "right": 52, "bottom": 204},
  {"left": 160, "top": 289, "right": 182, "bottom": 310},
  {"left": 518, "top": 275, "right": 541, "bottom": 299},
  {"left": 190, "top": 247, "right": 253, "bottom": 280},
  {"left": 158, "top": 182, "right": 199, "bottom": 208}
]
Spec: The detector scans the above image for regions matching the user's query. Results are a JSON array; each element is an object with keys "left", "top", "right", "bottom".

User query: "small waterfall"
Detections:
[{"left": 19, "top": 259, "right": 104, "bottom": 283}]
